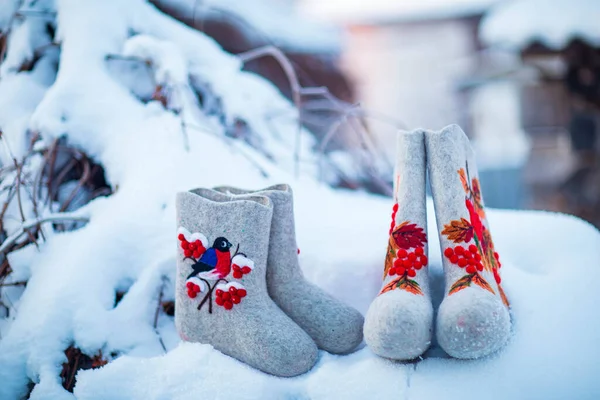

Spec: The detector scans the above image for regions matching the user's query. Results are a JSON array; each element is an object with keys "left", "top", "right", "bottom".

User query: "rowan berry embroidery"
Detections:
[
  {"left": 381, "top": 204, "right": 428, "bottom": 296},
  {"left": 178, "top": 227, "right": 254, "bottom": 313},
  {"left": 441, "top": 166, "right": 509, "bottom": 306}
]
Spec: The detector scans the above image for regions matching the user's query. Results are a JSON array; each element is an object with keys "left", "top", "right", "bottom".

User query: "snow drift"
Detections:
[{"left": 0, "top": 0, "right": 599, "bottom": 399}]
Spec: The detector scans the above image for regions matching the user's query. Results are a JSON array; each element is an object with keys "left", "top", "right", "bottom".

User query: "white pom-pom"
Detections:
[
  {"left": 232, "top": 254, "right": 254, "bottom": 271},
  {"left": 186, "top": 277, "right": 206, "bottom": 293},
  {"left": 215, "top": 281, "right": 245, "bottom": 291},
  {"left": 177, "top": 227, "right": 208, "bottom": 248}
]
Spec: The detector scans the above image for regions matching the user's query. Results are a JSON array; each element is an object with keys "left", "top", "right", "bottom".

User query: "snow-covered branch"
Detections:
[{"left": 0, "top": 211, "right": 90, "bottom": 254}]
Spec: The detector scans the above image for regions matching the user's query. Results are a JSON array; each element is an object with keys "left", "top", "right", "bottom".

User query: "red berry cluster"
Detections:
[
  {"left": 178, "top": 234, "right": 206, "bottom": 259},
  {"left": 215, "top": 286, "right": 247, "bottom": 310},
  {"left": 186, "top": 281, "right": 202, "bottom": 298},
  {"left": 231, "top": 264, "right": 252, "bottom": 279},
  {"left": 389, "top": 203, "right": 399, "bottom": 234},
  {"left": 494, "top": 251, "right": 501, "bottom": 268},
  {"left": 444, "top": 244, "right": 483, "bottom": 274},
  {"left": 493, "top": 251, "right": 502, "bottom": 284},
  {"left": 389, "top": 246, "right": 428, "bottom": 278}
]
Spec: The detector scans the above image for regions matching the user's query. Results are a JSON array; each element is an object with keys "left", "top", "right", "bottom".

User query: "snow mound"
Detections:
[
  {"left": 302, "top": 0, "right": 500, "bottom": 24},
  {"left": 481, "top": 0, "right": 600, "bottom": 50},
  {"left": 160, "top": 0, "right": 341, "bottom": 53},
  {"left": 0, "top": 0, "right": 599, "bottom": 399},
  {"left": 72, "top": 199, "right": 600, "bottom": 400}
]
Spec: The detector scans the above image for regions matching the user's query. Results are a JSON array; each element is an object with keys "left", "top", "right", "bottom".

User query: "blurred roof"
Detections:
[
  {"left": 481, "top": 0, "right": 600, "bottom": 50},
  {"left": 159, "top": 0, "right": 341, "bottom": 52},
  {"left": 300, "top": 0, "right": 501, "bottom": 24}
]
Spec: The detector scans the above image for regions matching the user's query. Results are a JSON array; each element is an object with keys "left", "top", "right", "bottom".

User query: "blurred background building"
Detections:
[
  {"left": 158, "top": 0, "right": 600, "bottom": 227},
  {"left": 300, "top": 0, "right": 600, "bottom": 227}
]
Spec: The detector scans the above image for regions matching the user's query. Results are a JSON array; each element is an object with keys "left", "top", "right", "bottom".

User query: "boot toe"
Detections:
[
  {"left": 364, "top": 290, "right": 433, "bottom": 360},
  {"left": 436, "top": 288, "right": 511, "bottom": 359}
]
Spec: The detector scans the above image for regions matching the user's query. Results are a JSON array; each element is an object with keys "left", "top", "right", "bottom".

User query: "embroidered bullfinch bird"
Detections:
[{"left": 186, "top": 237, "right": 233, "bottom": 280}]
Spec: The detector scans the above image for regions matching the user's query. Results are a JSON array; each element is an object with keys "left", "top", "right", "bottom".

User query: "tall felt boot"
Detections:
[
  {"left": 363, "top": 129, "right": 434, "bottom": 360},
  {"left": 176, "top": 190, "right": 318, "bottom": 376},
  {"left": 213, "top": 184, "right": 364, "bottom": 355},
  {"left": 425, "top": 124, "right": 511, "bottom": 359}
]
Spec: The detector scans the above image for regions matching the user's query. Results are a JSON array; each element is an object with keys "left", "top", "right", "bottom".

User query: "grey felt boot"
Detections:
[
  {"left": 363, "top": 129, "right": 434, "bottom": 360},
  {"left": 175, "top": 190, "right": 318, "bottom": 377},
  {"left": 213, "top": 184, "right": 364, "bottom": 355},
  {"left": 425, "top": 124, "right": 511, "bottom": 359}
]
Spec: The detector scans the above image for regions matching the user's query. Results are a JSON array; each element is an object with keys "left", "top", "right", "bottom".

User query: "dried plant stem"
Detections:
[
  {"left": 0, "top": 213, "right": 90, "bottom": 254},
  {"left": 154, "top": 279, "right": 167, "bottom": 353},
  {"left": 59, "top": 156, "right": 91, "bottom": 212},
  {"left": 238, "top": 46, "right": 303, "bottom": 177}
]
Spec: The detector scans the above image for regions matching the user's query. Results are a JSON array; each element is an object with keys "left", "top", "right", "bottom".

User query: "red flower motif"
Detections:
[
  {"left": 391, "top": 221, "right": 427, "bottom": 250},
  {"left": 465, "top": 198, "right": 483, "bottom": 243}
]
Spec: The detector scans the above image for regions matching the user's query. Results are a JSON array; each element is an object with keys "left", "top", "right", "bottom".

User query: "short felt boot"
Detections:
[
  {"left": 213, "top": 184, "right": 364, "bottom": 355},
  {"left": 425, "top": 124, "right": 511, "bottom": 359},
  {"left": 175, "top": 190, "right": 318, "bottom": 377},
  {"left": 363, "top": 129, "right": 434, "bottom": 360}
]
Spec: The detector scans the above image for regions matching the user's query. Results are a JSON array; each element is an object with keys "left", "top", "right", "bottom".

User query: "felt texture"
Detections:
[
  {"left": 175, "top": 190, "right": 318, "bottom": 377},
  {"left": 213, "top": 184, "right": 364, "bottom": 355},
  {"left": 363, "top": 129, "right": 434, "bottom": 360},
  {"left": 425, "top": 124, "right": 511, "bottom": 359}
]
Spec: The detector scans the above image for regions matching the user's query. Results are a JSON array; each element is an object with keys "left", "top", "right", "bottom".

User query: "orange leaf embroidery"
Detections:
[
  {"left": 458, "top": 168, "right": 469, "bottom": 194},
  {"left": 471, "top": 178, "right": 486, "bottom": 219},
  {"left": 449, "top": 274, "right": 472, "bottom": 295},
  {"left": 398, "top": 278, "right": 423, "bottom": 295},
  {"left": 481, "top": 229, "right": 497, "bottom": 272},
  {"left": 383, "top": 238, "right": 396, "bottom": 279},
  {"left": 498, "top": 284, "right": 510, "bottom": 307},
  {"left": 441, "top": 218, "right": 473, "bottom": 243},
  {"left": 392, "top": 221, "right": 427, "bottom": 250},
  {"left": 380, "top": 277, "right": 400, "bottom": 295},
  {"left": 380, "top": 276, "right": 423, "bottom": 296},
  {"left": 472, "top": 273, "right": 495, "bottom": 295}
]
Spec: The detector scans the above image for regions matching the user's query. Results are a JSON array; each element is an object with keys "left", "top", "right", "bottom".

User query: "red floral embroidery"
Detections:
[
  {"left": 442, "top": 166, "right": 509, "bottom": 307},
  {"left": 178, "top": 227, "right": 253, "bottom": 312},
  {"left": 444, "top": 245, "right": 494, "bottom": 295},
  {"left": 382, "top": 203, "right": 428, "bottom": 296},
  {"left": 389, "top": 203, "right": 399, "bottom": 234},
  {"left": 389, "top": 246, "right": 428, "bottom": 278},
  {"left": 215, "top": 282, "right": 247, "bottom": 310},
  {"left": 392, "top": 222, "right": 427, "bottom": 250}
]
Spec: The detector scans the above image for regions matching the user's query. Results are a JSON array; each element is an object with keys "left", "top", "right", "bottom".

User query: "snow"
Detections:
[
  {"left": 0, "top": 0, "right": 599, "bottom": 399},
  {"left": 300, "top": 0, "right": 500, "bottom": 24},
  {"left": 156, "top": 0, "right": 341, "bottom": 53},
  {"left": 481, "top": 0, "right": 600, "bottom": 50}
]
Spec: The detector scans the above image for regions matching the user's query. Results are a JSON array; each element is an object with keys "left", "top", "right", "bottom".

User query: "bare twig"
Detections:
[
  {"left": 0, "top": 132, "right": 41, "bottom": 249},
  {"left": 0, "top": 280, "right": 26, "bottom": 287},
  {"left": 183, "top": 121, "right": 270, "bottom": 178},
  {"left": 318, "top": 114, "right": 347, "bottom": 182},
  {"left": 238, "top": 46, "right": 303, "bottom": 177},
  {"left": 154, "top": 279, "right": 167, "bottom": 353},
  {"left": 15, "top": 10, "right": 57, "bottom": 18},
  {"left": 0, "top": 212, "right": 90, "bottom": 254},
  {"left": 59, "top": 155, "right": 91, "bottom": 212}
]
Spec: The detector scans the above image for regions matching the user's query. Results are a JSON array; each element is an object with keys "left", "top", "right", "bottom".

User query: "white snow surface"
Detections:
[
  {"left": 481, "top": 0, "right": 600, "bottom": 50},
  {"left": 0, "top": 0, "right": 599, "bottom": 399},
  {"left": 301, "top": 0, "right": 500, "bottom": 24},
  {"left": 158, "top": 0, "right": 341, "bottom": 52}
]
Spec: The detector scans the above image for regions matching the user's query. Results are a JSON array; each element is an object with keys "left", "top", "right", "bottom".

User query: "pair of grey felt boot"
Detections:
[
  {"left": 175, "top": 185, "right": 364, "bottom": 377},
  {"left": 364, "top": 125, "right": 512, "bottom": 360}
]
